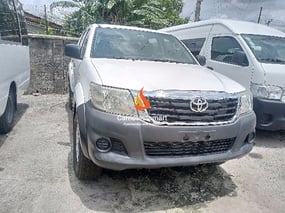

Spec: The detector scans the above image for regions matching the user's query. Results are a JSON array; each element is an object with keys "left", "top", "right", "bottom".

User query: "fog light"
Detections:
[
  {"left": 260, "top": 113, "right": 272, "bottom": 125},
  {"left": 96, "top": 138, "right": 112, "bottom": 152}
]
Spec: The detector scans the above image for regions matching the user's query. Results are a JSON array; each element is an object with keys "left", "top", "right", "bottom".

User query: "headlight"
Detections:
[
  {"left": 251, "top": 83, "right": 283, "bottom": 100},
  {"left": 239, "top": 92, "right": 253, "bottom": 115},
  {"left": 90, "top": 83, "right": 137, "bottom": 116}
]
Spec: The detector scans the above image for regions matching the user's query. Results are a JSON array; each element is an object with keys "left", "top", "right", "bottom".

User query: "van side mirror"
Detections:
[
  {"left": 232, "top": 51, "right": 248, "bottom": 66},
  {"left": 196, "top": 55, "right": 206, "bottom": 66},
  {"left": 65, "top": 44, "right": 82, "bottom": 59}
]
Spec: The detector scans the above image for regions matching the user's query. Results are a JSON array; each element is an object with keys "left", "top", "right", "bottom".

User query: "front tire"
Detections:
[
  {"left": 0, "top": 90, "right": 16, "bottom": 134},
  {"left": 73, "top": 113, "right": 102, "bottom": 179}
]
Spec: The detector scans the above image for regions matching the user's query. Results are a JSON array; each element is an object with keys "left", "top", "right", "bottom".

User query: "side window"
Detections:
[
  {"left": 78, "top": 31, "right": 87, "bottom": 47},
  {"left": 0, "top": 0, "right": 21, "bottom": 43},
  {"left": 182, "top": 38, "right": 206, "bottom": 58},
  {"left": 211, "top": 36, "right": 249, "bottom": 66},
  {"left": 16, "top": 0, "right": 28, "bottom": 45},
  {"left": 80, "top": 30, "right": 90, "bottom": 58}
]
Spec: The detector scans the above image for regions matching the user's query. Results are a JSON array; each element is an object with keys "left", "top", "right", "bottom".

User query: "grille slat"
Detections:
[
  {"left": 144, "top": 138, "right": 236, "bottom": 157},
  {"left": 147, "top": 96, "right": 238, "bottom": 124}
]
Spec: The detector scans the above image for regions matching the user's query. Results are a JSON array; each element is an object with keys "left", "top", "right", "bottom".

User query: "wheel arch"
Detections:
[{"left": 73, "top": 83, "right": 89, "bottom": 159}]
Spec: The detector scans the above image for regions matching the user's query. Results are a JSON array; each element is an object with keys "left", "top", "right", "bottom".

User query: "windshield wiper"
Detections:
[
  {"left": 103, "top": 57, "right": 191, "bottom": 64},
  {"left": 260, "top": 58, "right": 285, "bottom": 64},
  {"left": 105, "top": 56, "right": 138, "bottom": 61},
  {"left": 152, "top": 59, "right": 188, "bottom": 64},
  {"left": 111, "top": 56, "right": 157, "bottom": 62},
  {"left": 274, "top": 58, "right": 285, "bottom": 63}
]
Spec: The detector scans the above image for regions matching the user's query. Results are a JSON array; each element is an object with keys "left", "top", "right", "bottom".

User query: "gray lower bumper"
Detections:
[
  {"left": 254, "top": 97, "right": 285, "bottom": 131},
  {"left": 83, "top": 101, "right": 256, "bottom": 170}
]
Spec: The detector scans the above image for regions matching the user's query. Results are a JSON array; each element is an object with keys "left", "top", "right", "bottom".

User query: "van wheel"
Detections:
[
  {"left": 73, "top": 114, "right": 102, "bottom": 179},
  {"left": 68, "top": 83, "right": 74, "bottom": 110},
  {"left": 0, "top": 90, "right": 16, "bottom": 134}
]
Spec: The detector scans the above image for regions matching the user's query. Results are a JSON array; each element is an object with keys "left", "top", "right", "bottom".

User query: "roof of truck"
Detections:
[{"left": 161, "top": 19, "right": 285, "bottom": 37}]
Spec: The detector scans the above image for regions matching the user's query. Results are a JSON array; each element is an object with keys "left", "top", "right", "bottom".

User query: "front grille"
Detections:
[
  {"left": 110, "top": 138, "right": 128, "bottom": 156},
  {"left": 147, "top": 96, "right": 238, "bottom": 124},
  {"left": 144, "top": 138, "right": 236, "bottom": 157}
]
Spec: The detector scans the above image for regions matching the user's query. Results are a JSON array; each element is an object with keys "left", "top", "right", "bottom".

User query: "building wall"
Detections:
[
  {"left": 27, "top": 34, "right": 78, "bottom": 94},
  {"left": 26, "top": 23, "right": 46, "bottom": 34}
]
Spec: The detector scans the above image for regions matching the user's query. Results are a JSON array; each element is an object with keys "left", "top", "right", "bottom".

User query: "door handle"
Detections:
[{"left": 206, "top": 66, "right": 214, "bottom": 70}]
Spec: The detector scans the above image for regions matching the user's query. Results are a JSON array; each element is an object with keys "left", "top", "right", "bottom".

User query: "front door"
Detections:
[{"left": 204, "top": 34, "right": 253, "bottom": 90}]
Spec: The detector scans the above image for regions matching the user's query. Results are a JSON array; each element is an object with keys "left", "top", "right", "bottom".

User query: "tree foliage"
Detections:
[{"left": 50, "top": 0, "right": 189, "bottom": 36}]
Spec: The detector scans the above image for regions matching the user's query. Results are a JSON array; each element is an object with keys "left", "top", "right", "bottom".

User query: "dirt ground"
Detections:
[{"left": 0, "top": 95, "right": 284, "bottom": 213}]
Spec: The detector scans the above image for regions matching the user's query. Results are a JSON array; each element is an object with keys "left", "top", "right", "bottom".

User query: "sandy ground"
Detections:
[{"left": 0, "top": 95, "right": 284, "bottom": 213}]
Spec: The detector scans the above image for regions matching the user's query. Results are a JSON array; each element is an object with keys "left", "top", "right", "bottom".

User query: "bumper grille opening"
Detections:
[
  {"left": 244, "top": 132, "right": 256, "bottom": 144},
  {"left": 144, "top": 138, "right": 236, "bottom": 157},
  {"left": 147, "top": 96, "right": 238, "bottom": 124},
  {"left": 110, "top": 138, "right": 128, "bottom": 156}
]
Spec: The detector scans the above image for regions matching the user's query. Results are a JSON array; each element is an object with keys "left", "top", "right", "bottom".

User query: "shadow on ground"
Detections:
[
  {"left": 68, "top": 156, "right": 237, "bottom": 212},
  {"left": 0, "top": 103, "right": 28, "bottom": 148},
  {"left": 65, "top": 104, "right": 237, "bottom": 212},
  {"left": 255, "top": 130, "right": 285, "bottom": 148}
]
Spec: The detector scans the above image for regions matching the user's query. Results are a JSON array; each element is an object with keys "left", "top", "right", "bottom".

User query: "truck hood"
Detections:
[
  {"left": 261, "top": 63, "right": 285, "bottom": 87},
  {"left": 91, "top": 59, "right": 244, "bottom": 93}
]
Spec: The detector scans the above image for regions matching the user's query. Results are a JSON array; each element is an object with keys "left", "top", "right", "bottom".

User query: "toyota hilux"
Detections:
[{"left": 65, "top": 24, "right": 256, "bottom": 179}]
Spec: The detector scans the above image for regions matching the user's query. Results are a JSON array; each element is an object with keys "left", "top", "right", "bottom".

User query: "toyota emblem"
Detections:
[{"left": 190, "top": 97, "right": 208, "bottom": 113}]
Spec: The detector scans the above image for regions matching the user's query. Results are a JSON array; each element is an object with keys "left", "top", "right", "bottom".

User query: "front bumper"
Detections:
[
  {"left": 253, "top": 97, "right": 285, "bottom": 131},
  {"left": 83, "top": 101, "right": 256, "bottom": 171}
]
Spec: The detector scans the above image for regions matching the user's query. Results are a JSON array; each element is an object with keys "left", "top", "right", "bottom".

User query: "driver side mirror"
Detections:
[
  {"left": 232, "top": 51, "right": 248, "bottom": 66},
  {"left": 65, "top": 44, "right": 82, "bottom": 59},
  {"left": 196, "top": 55, "right": 206, "bottom": 66}
]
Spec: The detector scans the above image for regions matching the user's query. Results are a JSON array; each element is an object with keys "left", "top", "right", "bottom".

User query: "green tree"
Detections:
[
  {"left": 51, "top": 0, "right": 95, "bottom": 35},
  {"left": 51, "top": 0, "right": 189, "bottom": 36}
]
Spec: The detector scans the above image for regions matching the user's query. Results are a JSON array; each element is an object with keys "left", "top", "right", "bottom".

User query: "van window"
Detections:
[
  {"left": 0, "top": 0, "right": 20, "bottom": 43},
  {"left": 0, "top": 0, "right": 28, "bottom": 45},
  {"left": 211, "top": 36, "right": 248, "bottom": 66},
  {"left": 242, "top": 34, "right": 285, "bottom": 64},
  {"left": 15, "top": 0, "right": 28, "bottom": 45},
  {"left": 182, "top": 38, "right": 206, "bottom": 58}
]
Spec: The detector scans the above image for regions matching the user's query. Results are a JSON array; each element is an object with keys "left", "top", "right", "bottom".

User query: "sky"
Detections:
[
  {"left": 20, "top": 0, "right": 285, "bottom": 32},
  {"left": 182, "top": 0, "right": 285, "bottom": 31}
]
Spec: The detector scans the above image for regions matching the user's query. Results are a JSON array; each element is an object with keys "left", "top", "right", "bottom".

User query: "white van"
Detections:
[
  {"left": 0, "top": 0, "right": 30, "bottom": 134},
  {"left": 65, "top": 24, "right": 255, "bottom": 179},
  {"left": 161, "top": 19, "right": 285, "bottom": 131}
]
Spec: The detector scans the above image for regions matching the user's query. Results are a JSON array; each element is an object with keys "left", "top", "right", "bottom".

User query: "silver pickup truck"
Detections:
[{"left": 65, "top": 24, "right": 256, "bottom": 179}]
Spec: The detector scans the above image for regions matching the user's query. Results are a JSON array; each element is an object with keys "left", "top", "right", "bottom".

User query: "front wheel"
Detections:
[
  {"left": 0, "top": 90, "right": 16, "bottom": 134},
  {"left": 73, "top": 113, "right": 102, "bottom": 179}
]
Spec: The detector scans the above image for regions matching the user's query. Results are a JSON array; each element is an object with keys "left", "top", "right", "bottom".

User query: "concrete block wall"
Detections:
[{"left": 27, "top": 34, "right": 78, "bottom": 94}]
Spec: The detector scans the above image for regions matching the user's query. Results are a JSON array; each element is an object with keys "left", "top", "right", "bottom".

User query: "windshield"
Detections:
[
  {"left": 242, "top": 34, "right": 285, "bottom": 64},
  {"left": 92, "top": 27, "right": 196, "bottom": 64}
]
